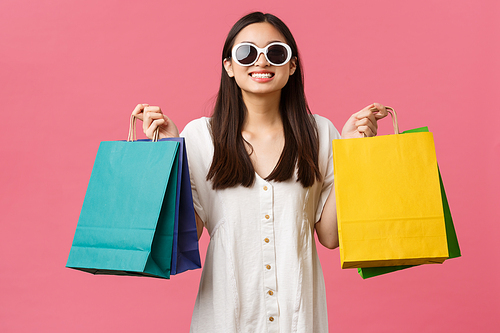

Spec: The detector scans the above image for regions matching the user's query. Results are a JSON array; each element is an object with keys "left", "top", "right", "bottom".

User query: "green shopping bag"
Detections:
[
  {"left": 66, "top": 121, "right": 181, "bottom": 279},
  {"left": 357, "top": 127, "right": 461, "bottom": 279}
]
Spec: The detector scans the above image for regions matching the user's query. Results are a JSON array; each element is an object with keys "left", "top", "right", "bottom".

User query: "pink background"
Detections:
[{"left": 1, "top": 0, "right": 498, "bottom": 332}]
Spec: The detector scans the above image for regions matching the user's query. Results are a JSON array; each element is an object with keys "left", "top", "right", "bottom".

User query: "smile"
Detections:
[{"left": 250, "top": 72, "right": 274, "bottom": 78}]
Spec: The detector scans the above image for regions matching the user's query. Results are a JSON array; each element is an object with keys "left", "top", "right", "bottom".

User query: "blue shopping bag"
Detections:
[{"left": 165, "top": 137, "right": 202, "bottom": 275}]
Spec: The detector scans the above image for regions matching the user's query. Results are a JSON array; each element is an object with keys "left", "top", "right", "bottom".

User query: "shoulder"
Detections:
[
  {"left": 180, "top": 117, "right": 211, "bottom": 139},
  {"left": 180, "top": 117, "right": 214, "bottom": 163},
  {"left": 312, "top": 114, "right": 341, "bottom": 140}
]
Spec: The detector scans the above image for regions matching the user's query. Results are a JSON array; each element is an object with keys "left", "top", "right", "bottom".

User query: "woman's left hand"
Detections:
[{"left": 341, "top": 103, "right": 388, "bottom": 139}]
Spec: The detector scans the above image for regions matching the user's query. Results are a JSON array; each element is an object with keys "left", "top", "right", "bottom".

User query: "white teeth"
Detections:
[{"left": 251, "top": 73, "right": 273, "bottom": 78}]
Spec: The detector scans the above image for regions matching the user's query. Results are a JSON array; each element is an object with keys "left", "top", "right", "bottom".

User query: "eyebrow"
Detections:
[{"left": 239, "top": 40, "right": 283, "bottom": 45}]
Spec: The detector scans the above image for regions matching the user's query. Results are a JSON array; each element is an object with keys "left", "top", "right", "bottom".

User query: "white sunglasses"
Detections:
[{"left": 231, "top": 42, "right": 292, "bottom": 67}]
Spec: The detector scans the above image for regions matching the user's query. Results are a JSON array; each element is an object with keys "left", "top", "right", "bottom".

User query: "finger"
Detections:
[
  {"left": 144, "top": 105, "right": 162, "bottom": 115},
  {"left": 131, "top": 104, "right": 148, "bottom": 121},
  {"left": 143, "top": 111, "right": 165, "bottom": 134},
  {"left": 356, "top": 118, "right": 377, "bottom": 136},
  {"left": 362, "top": 103, "right": 388, "bottom": 124},
  {"left": 355, "top": 116, "right": 375, "bottom": 128},
  {"left": 355, "top": 112, "right": 377, "bottom": 126},
  {"left": 360, "top": 103, "right": 376, "bottom": 113},
  {"left": 142, "top": 105, "right": 162, "bottom": 124},
  {"left": 371, "top": 102, "right": 389, "bottom": 119},
  {"left": 145, "top": 118, "right": 166, "bottom": 139},
  {"left": 358, "top": 125, "right": 376, "bottom": 137},
  {"left": 355, "top": 107, "right": 377, "bottom": 120},
  {"left": 355, "top": 117, "right": 378, "bottom": 136}
]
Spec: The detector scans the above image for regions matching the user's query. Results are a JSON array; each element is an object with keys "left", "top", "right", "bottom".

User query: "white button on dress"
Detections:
[{"left": 181, "top": 115, "right": 340, "bottom": 333}]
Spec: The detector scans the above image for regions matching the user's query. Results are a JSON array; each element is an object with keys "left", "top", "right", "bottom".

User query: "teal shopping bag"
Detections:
[
  {"left": 357, "top": 127, "right": 461, "bottom": 279},
  {"left": 66, "top": 139, "right": 180, "bottom": 279}
]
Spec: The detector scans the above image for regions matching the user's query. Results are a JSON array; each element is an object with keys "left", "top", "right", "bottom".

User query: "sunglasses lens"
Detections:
[
  {"left": 267, "top": 44, "right": 288, "bottom": 65},
  {"left": 235, "top": 44, "right": 258, "bottom": 65}
]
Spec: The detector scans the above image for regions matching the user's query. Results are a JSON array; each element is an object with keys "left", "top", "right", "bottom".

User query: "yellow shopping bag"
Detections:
[{"left": 332, "top": 108, "right": 449, "bottom": 269}]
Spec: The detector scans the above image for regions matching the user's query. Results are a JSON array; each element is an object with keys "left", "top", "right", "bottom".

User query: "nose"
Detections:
[{"left": 255, "top": 52, "right": 269, "bottom": 66}]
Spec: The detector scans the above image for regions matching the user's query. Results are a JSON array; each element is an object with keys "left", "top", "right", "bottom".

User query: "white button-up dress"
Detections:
[{"left": 181, "top": 115, "right": 340, "bottom": 333}]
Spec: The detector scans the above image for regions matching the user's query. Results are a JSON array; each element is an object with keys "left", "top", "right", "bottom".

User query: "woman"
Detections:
[{"left": 133, "top": 11, "right": 387, "bottom": 333}]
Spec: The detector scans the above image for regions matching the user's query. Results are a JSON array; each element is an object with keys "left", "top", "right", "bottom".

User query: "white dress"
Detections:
[{"left": 180, "top": 115, "right": 340, "bottom": 333}]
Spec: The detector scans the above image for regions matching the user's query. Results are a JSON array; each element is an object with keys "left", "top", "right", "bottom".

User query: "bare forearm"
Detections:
[
  {"left": 315, "top": 189, "right": 339, "bottom": 249},
  {"left": 195, "top": 211, "right": 204, "bottom": 240}
]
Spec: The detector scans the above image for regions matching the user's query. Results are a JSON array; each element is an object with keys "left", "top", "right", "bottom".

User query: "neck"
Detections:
[{"left": 241, "top": 90, "right": 282, "bottom": 131}]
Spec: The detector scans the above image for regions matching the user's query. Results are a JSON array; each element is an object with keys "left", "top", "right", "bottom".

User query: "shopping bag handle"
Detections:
[
  {"left": 127, "top": 114, "right": 161, "bottom": 142},
  {"left": 128, "top": 106, "right": 397, "bottom": 140},
  {"left": 368, "top": 106, "right": 398, "bottom": 135}
]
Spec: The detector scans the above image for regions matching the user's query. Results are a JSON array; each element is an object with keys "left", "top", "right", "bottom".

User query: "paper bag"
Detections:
[
  {"left": 333, "top": 110, "right": 449, "bottom": 269},
  {"left": 357, "top": 127, "right": 460, "bottom": 278},
  {"left": 66, "top": 116, "right": 201, "bottom": 278}
]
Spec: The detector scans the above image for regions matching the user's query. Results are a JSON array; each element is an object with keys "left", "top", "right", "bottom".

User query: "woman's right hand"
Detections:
[{"left": 131, "top": 104, "right": 180, "bottom": 139}]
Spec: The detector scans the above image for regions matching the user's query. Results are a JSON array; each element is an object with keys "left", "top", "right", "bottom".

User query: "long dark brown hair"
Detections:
[{"left": 207, "top": 12, "right": 321, "bottom": 189}]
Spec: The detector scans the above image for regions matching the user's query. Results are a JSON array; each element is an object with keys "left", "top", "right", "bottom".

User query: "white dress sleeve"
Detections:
[{"left": 179, "top": 117, "right": 213, "bottom": 226}]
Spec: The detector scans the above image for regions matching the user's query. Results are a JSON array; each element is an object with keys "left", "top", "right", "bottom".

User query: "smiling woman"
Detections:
[
  {"left": 132, "top": 11, "right": 388, "bottom": 333},
  {"left": 213, "top": 17, "right": 315, "bottom": 190},
  {"left": 223, "top": 24, "right": 297, "bottom": 98}
]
